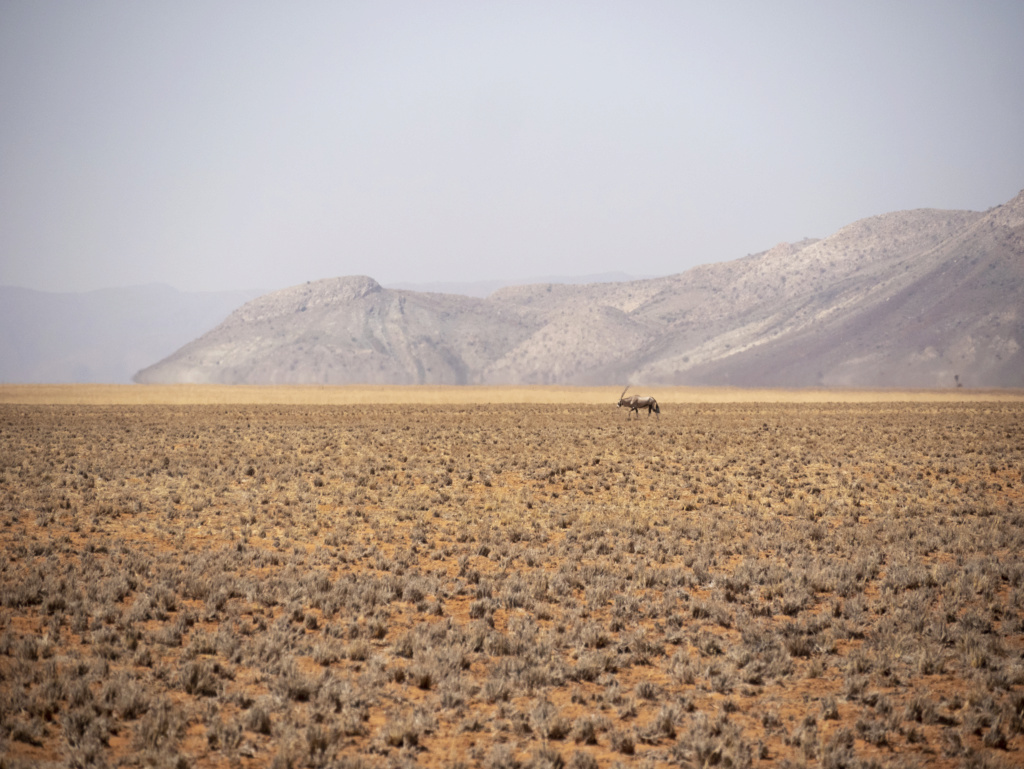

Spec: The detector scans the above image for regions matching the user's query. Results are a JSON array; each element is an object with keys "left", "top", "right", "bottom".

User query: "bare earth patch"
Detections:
[{"left": 1, "top": 389, "right": 1022, "bottom": 767}]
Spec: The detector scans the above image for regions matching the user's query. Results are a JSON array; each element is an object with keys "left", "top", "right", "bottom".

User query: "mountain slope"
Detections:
[
  {"left": 135, "top": 276, "right": 541, "bottom": 385},
  {"left": 658, "top": 197, "right": 1022, "bottom": 387},
  {"left": 134, "top": 190, "right": 1024, "bottom": 388}
]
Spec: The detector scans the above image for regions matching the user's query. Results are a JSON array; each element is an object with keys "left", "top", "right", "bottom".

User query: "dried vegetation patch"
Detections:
[{"left": 1, "top": 402, "right": 1022, "bottom": 768}]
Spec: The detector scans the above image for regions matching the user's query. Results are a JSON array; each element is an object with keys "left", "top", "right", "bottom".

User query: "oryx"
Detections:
[{"left": 617, "top": 386, "right": 660, "bottom": 419}]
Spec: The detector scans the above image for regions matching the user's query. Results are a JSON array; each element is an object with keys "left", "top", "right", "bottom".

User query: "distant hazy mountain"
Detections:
[
  {"left": 135, "top": 189, "right": 1024, "bottom": 389},
  {"left": 0, "top": 285, "right": 261, "bottom": 383},
  {"left": 385, "top": 271, "right": 645, "bottom": 298}
]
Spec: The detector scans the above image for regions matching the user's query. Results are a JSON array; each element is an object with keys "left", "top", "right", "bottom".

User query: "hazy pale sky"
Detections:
[{"left": 2, "top": 1, "right": 1023, "bottom": 294}]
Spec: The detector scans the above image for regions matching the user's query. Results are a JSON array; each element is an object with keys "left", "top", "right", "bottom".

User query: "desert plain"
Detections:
[{"left": 1, "top": 385, "right": 1022, "bottom": 768}]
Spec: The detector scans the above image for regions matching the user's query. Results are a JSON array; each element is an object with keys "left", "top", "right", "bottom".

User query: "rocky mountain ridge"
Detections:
[{"left": 134, "top": 190, "right": 1024, "bottom": 388}]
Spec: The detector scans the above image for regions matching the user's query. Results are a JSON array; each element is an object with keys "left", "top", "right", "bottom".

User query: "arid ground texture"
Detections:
[{"left": 1, "top": 386, "right": 1022, "bottom": 768}]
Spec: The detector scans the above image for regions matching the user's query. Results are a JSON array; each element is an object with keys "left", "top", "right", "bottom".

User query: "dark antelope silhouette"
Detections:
[{"left": 617, "top": 386, "right": 660, "bottom": 419}]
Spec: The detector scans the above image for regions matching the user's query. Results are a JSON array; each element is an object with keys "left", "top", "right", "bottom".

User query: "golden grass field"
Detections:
[
  {"left": 1, "top": 384, "right": 1022, "bottom": 406},
  {"left": 1, "top": 385, "right": 1023, "bottom": 768}
]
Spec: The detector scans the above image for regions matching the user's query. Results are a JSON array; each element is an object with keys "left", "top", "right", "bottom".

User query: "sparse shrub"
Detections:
[
  {"left": 572, "top": 715, "right": 604, "bottom": 745},
  {"left": 566, "top": 752, "right": 598, "bottom": 769},
  {"left": 609, "top": 728, "right": 635, "bottom": 754},
  {"left": 247, "top": 701, "right": 273, "bottom": 735},
  {"left": 179, "top": 659, "right": 221, "bottom": 697},
  {"left": 132, "top": 697, "right": 183, "bottom": 752}
]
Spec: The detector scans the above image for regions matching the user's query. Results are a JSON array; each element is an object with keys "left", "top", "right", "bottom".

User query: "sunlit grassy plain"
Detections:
[
  {"left": 2, "top": 383, "right": 1022, "bottom": 405},
  {"left": 1, "top": 384, "right": 1023, "bottom": 768}
]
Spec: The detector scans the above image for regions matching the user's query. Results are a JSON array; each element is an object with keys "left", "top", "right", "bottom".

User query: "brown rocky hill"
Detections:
[{"left": 134, "top": 190, "right": 1024, "bottom": 388}]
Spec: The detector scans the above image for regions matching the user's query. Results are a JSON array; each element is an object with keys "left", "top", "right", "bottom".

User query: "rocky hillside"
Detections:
[{"left": 135, "top": 190, "right": 1024, "bottom": 388}]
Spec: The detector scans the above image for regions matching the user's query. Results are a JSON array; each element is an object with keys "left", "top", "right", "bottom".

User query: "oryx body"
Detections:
[{"left": 617, "top": 386, "right": 660, "bottom": 419}]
